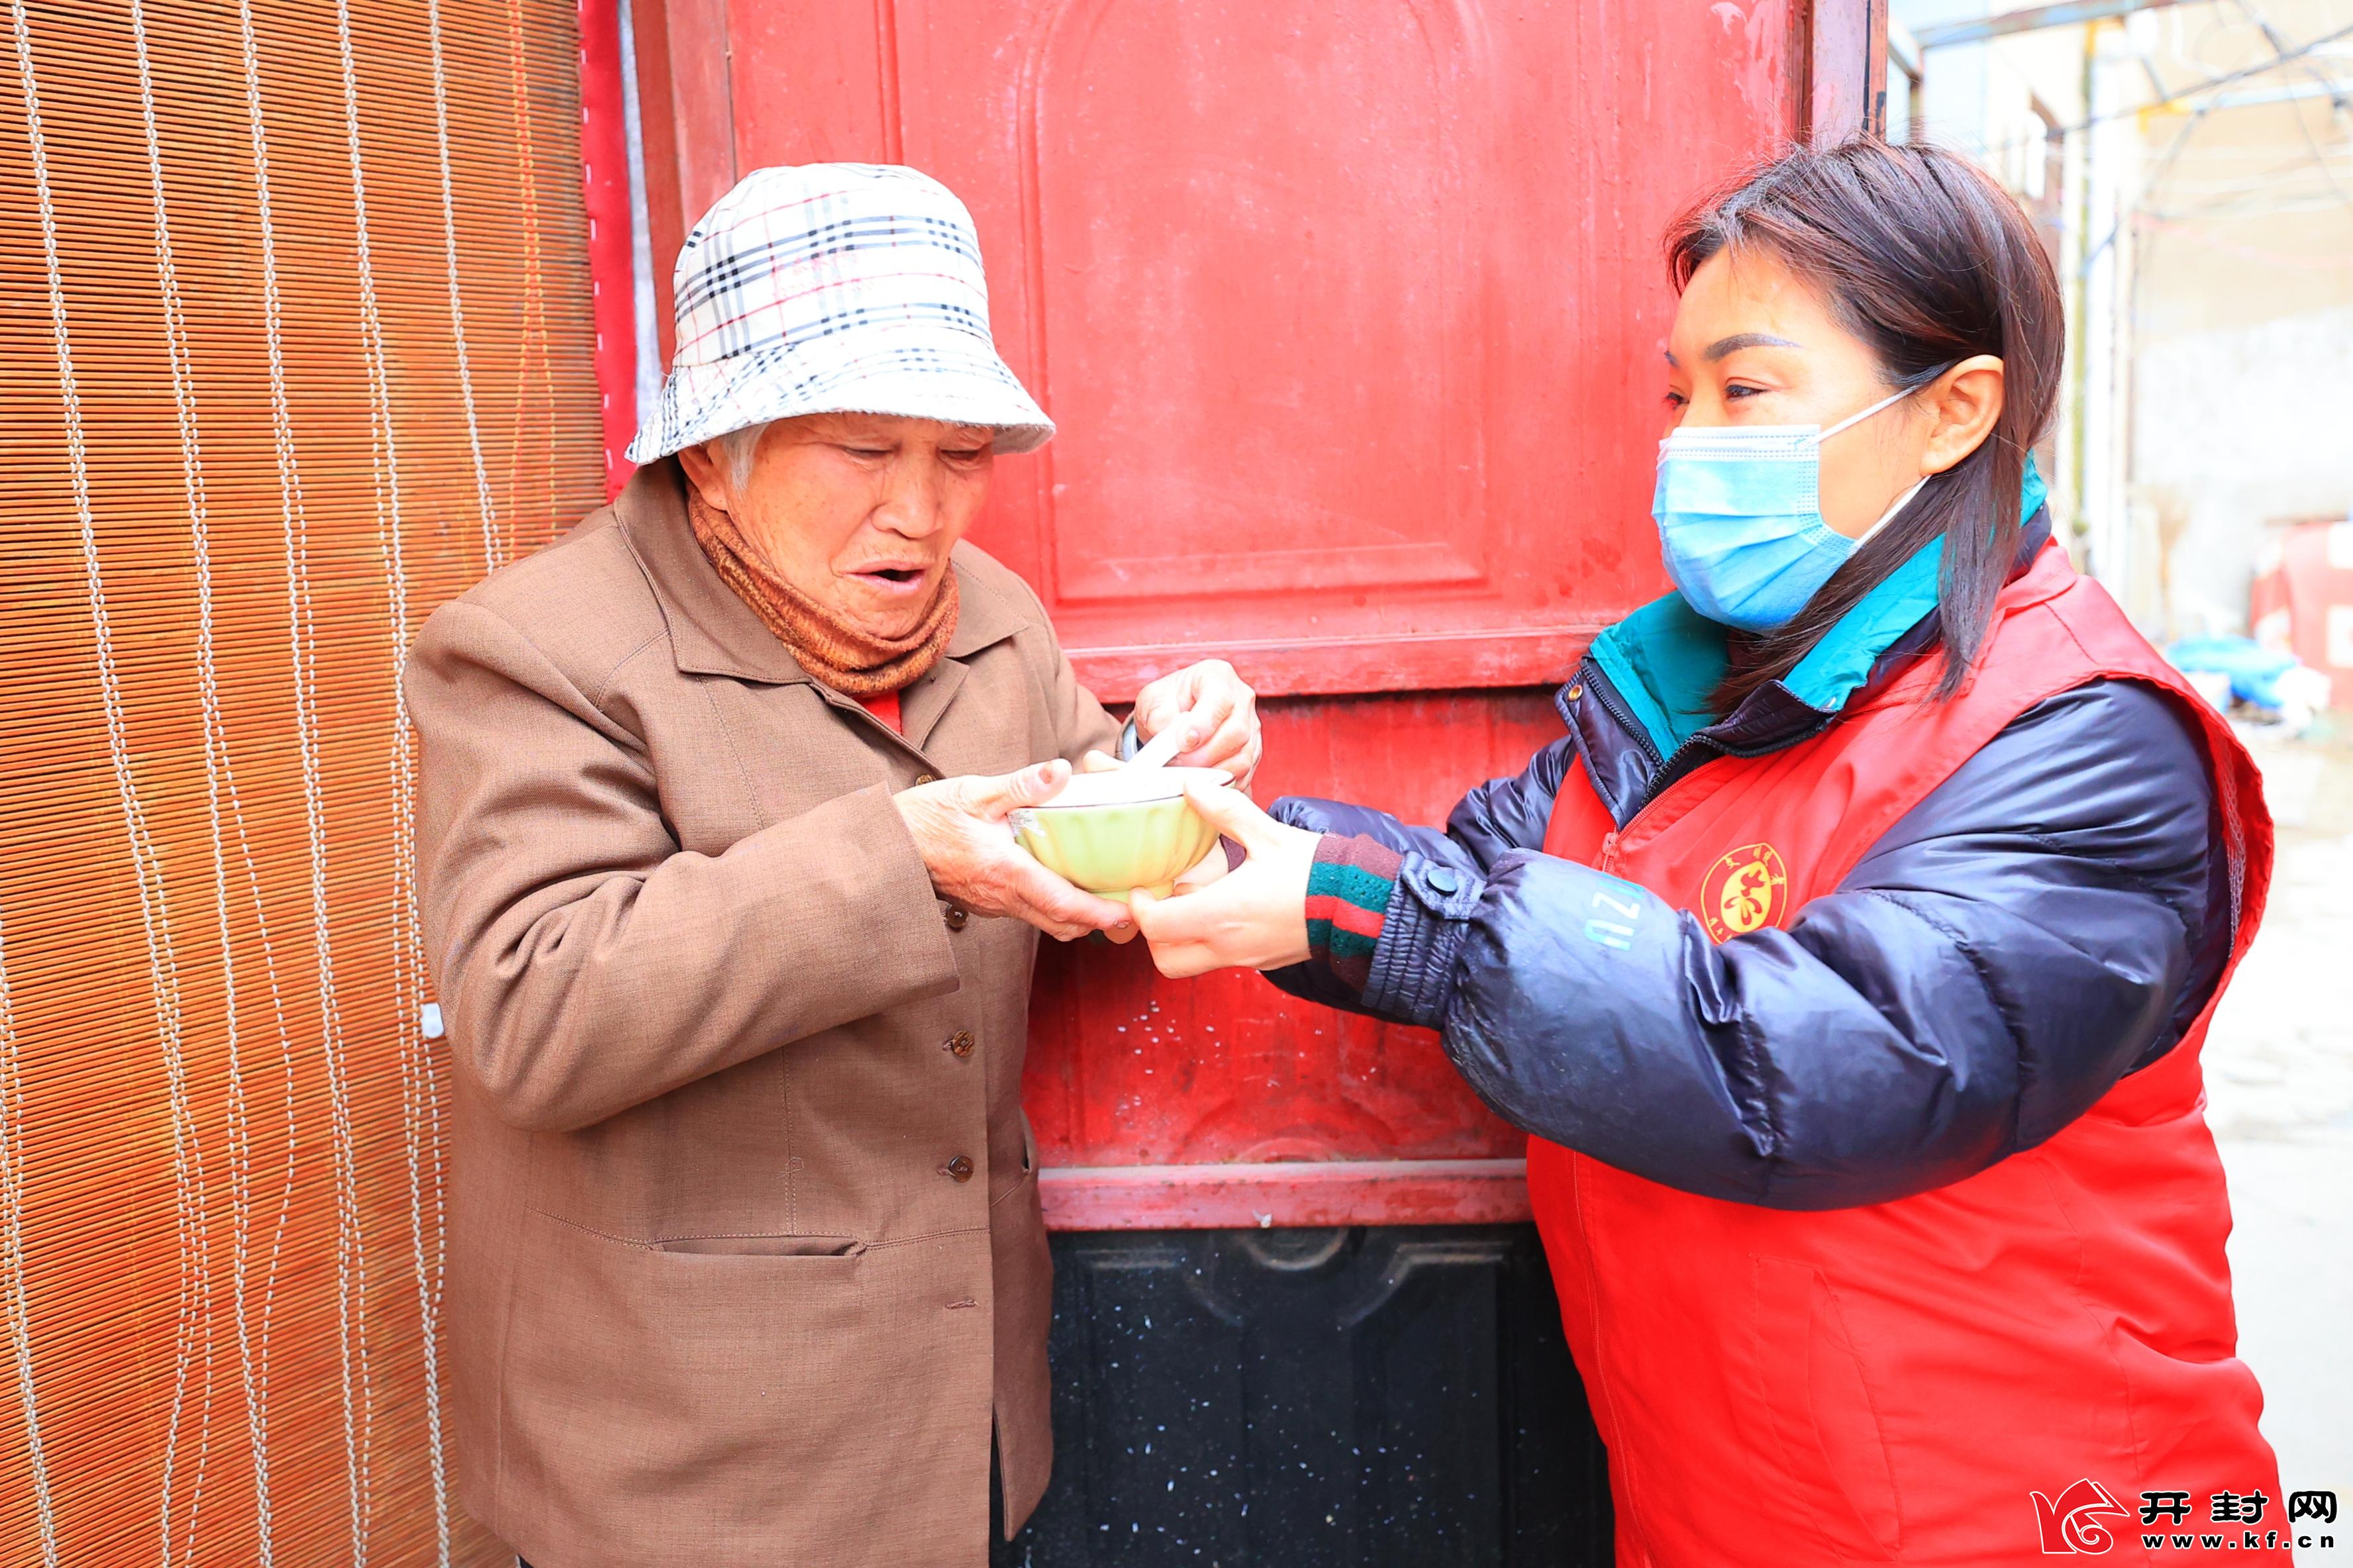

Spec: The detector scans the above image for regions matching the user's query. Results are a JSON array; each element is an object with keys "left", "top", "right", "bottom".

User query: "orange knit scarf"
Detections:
[{"left": 687, "top": 491, "right": 959, "bottom": 697}]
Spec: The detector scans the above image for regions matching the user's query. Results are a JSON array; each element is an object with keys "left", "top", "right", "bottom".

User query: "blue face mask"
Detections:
[{"left": 1650, "top": 385, "right": 1922, "bottom": 632}]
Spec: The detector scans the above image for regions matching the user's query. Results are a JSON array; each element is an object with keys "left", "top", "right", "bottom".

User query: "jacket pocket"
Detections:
[
  {"left": 498, "top": 1207, "right": 879, "bottom": 1558},
  {"left": 649, "top": 1232, "right": 865, "bottom": 1259},
  {"left": 1748, "top": 1255, "right": 1905, "bottom": 1562}
]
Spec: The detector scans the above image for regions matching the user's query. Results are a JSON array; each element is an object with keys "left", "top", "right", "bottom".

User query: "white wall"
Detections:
[{"left": 2133, "top": 302, "right": 2353, "bottom": 636}]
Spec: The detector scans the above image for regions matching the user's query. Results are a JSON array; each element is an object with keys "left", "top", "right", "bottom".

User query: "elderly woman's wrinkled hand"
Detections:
[
  {"left": 1128, "top": 783, "right": 1316, "bottom": 977},
  {"left": 1132, "top": 660, "right": 1262, "bottom": 785},
  {"left": 895, "top": 761, "right": 1138, "bottom": 943}
]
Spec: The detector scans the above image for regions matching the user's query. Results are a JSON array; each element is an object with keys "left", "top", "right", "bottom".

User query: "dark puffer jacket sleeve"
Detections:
[
  {"left": 1266, "top": 681, "right": 2231, "bottom": 1210},
  {"left": 1272, "top": 736, "right": 1576, "bottom": 875},
  {"left": 1268, "top": 738, "right": 1577, "bottom": 1010}
]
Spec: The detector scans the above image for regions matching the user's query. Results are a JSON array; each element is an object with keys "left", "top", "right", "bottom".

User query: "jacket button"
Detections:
[
  {"left": 915, "top": 773, "right": 937, "bottom": 785},
  {"left": 1566, "top": 683, "right": 1583, "bottom": 701},
  {"left": 946, "top": 1030, "right": 976, "bottom": 1058},
  {"left": 1427, "top": 867, "right": 1460, "bottom": 895},
  {"left": 943, "top": 903, "right": 969, "bottom": 931},
  {"left": 943, "top": 1155, "right": 975, "bottom": 1182}
]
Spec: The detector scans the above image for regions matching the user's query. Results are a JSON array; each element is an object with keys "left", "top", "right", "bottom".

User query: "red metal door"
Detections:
[{"left": 624, "top": 0, "right": 1820, "bottom": 1226}]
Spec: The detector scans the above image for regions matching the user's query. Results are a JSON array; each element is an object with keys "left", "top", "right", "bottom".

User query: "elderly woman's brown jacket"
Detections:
[{"left": 407, "top": 461, "right": 1117, "bottom": 1567}]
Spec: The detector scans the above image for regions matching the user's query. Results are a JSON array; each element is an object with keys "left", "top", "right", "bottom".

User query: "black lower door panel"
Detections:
[{"left": 996, "top": 1223, "right": 1613, "bottom": 1567}]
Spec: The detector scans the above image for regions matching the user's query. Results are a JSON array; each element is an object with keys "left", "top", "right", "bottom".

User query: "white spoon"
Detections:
[{"left": 1126, "top": 719, "right": 1191, "bottom": 771}]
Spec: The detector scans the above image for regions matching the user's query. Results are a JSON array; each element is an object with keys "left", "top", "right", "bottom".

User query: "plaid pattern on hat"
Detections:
[{"left": 626, "top": 164, "right": 1053, "bottom": 463}]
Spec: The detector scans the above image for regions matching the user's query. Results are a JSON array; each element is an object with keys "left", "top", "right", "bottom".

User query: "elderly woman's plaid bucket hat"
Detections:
[{"left": 626, "top": 163, "right": 1053, "bottom": 462}]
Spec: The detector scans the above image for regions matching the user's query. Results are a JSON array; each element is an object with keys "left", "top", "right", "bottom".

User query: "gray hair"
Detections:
[{"left": 719, "top": 421, "right": 771, "bottom": 491}]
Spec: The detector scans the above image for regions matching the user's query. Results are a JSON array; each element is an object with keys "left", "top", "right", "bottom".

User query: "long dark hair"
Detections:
[{"left": 1664, "top": 138, "right": 2064, "bottom": 709}]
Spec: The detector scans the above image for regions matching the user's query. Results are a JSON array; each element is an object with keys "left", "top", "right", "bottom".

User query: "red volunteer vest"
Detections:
[{"left": 1534, "top": 546, "right": 2280, "bottom": 1567}]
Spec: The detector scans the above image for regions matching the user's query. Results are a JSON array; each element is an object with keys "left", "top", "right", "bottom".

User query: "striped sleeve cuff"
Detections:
[{"left": 1304, "top": 834, "right": 1405, "bottom": 994}]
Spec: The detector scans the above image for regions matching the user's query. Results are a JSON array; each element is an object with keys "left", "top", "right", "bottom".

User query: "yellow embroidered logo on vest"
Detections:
[{"left": 1700, "top": 842, "right": 1788, "bottom": 941}]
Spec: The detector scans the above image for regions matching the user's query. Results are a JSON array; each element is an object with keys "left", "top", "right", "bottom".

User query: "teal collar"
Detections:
[
  {"left": 1585, "top": 592, "right": 1727, "bottom": 758},
  {"left": 1587, "top": 459, "right": 2048, "bottom": 758}
]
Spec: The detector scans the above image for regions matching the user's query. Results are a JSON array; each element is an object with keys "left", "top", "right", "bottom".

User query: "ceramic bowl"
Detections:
[{"left": 1013, "top": 767, "right": 1227, "bottom": 901}]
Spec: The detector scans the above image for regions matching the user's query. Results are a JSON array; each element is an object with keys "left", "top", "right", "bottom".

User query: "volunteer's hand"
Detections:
[
  {"left": 1130, "top": 660, "right": 1261, "bottom": 785},
  {"left": 1129, "top": 782, "right": 1316, "bottom": 977},
  {"left": 895, "top": 761, "right": 1136, "bottom": 943}
]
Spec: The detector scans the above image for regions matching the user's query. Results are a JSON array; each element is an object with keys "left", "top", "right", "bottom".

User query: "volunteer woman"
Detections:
[{"left": 1130, "top": 138, "right": 2284, "bottom": 1565}]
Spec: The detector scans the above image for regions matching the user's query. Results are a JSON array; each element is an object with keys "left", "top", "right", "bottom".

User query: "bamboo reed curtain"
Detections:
[{"left": 0, "top": 0, "right": 602, "bottom": 1559}]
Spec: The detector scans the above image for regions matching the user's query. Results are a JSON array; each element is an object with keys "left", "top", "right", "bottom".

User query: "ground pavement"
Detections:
[{"left": 2205, "top": 726, "right": 2352, "bottom": 1553}]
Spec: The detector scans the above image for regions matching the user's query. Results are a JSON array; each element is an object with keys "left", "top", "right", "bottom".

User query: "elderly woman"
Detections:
[{"left": 408, "top": 164, "right": 1258, "bottom": 1568}]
